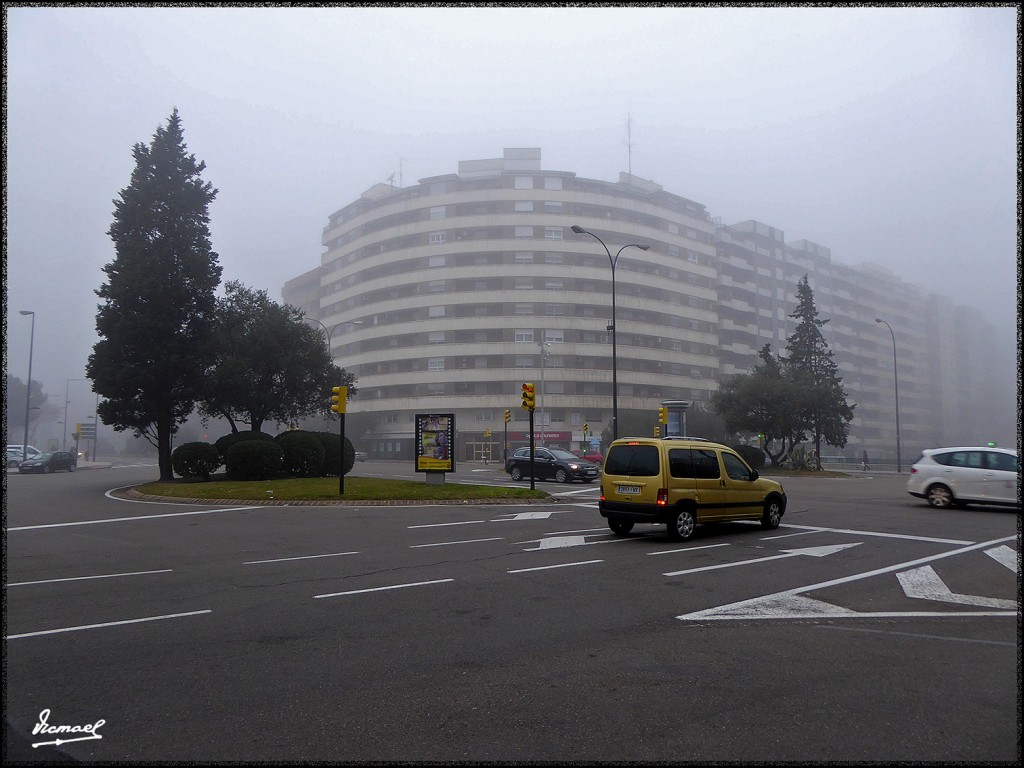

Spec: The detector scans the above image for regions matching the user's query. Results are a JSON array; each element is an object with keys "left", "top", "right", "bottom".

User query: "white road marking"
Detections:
[
  {"left": 243, "top": 552, "right": 358, "bottom": 564},
  {"left": 778, "top": 523, "right": 973, "bottom": 545},
  {"left": 6, "top": 610, "right": 212, "bottom": 640},
  {"left": 492, "top": 511, "right": 560, "bottom": 521},
  {"left": 664, "top": 543, "right": 861, "bottom": 577},
  {"left": 647, "top": 543, "right": 731, "bottom": 556},
  {"left": 507, "top": 560, "right": 603, "bottom": 574},
  {"left": 8, "top": 506, "right": 259, "bottom": 531},
  {"left": 676, "top": 535, "right": 1017, "bottom": 621},
  {"left": 407, "top": 520, "right": 485, "bottom": 528},
  {"left": 896, "top": 566, "right": 1017, "bottom": 609},
  {"left": 410, "top": 537, "right": 504, "bottom": 548},
  {"left": 6, "top": 569, "right": 173, "bottom": 587},
  {"left": 314, "top": 578, "right": 454, "bottom": 598},
  {"left": 985, "top": 544, "right": 1018, "bottom": 572},
  {"left": 521, "top": 535, "right": 631, "bottom": 550}
]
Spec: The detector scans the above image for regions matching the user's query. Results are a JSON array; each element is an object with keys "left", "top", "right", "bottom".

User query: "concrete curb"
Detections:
[{"left": 112, "top": 488, "right": 557, "bottom": 507}]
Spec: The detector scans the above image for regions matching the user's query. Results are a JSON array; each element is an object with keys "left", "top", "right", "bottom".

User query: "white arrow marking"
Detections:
[
  {"left": 522, "top": 535, "right": 629, "bottom": 550},
  {"left": 492, "top": 511, "right": 558, "bottom": 521},
  {"left": 896, "top": 565, "right": 1017, "bottom": 609},
  {"left": 664, "top": 543, "right": 861, "bottom": 577}
]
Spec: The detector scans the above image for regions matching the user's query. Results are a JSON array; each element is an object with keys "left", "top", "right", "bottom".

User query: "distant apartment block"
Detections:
[{"left": 283, "top": 148, "right": 1013, "bottom": 463}]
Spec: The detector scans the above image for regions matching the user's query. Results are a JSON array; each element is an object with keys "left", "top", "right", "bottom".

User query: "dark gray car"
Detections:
[{"left": 505, "top": 447, "right": 600, "bottom": 483}]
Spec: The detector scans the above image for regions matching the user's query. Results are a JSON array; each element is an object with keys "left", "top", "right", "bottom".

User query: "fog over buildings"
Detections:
[{"left": 4, "top": 5, "right": 1019, "bottom": 453}]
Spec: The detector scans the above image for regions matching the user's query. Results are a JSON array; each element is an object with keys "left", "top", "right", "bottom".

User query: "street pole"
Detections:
[
  {"left": 570, "top": 227, "right": 649, "bottom": 441},
  {"left": 875, "top": 318, "right": 902, "bottom": 473},
  {"left": 19, "top": 311, "right": 35, "bottom": 462}
]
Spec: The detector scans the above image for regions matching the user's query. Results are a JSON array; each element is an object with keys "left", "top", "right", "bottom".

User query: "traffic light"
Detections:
[
  {"left": 504, "top": 409, "right": 511, "bottom": 424},
  {"left": 484, "top": 428, "right": 492, "bottom": 438},
  {"left": 658, "top": 407, "right": 668, "bottom": 424},
  {"left": 330, "top": 385, "right": 348, "bottom": 414},
  {"left": 654, "top": 425, "right": 661, "bottom": 437},
  {"left": 582, "top": 422, "right": 589, "bottom": 435},
  {"left": 521, "top": 382, "right": 536, "bottom": 411}
]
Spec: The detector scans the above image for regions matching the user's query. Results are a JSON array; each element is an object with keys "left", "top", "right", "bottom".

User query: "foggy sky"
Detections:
[{"left": 4, "top": 5, "right": 1019, "bottom": 442}]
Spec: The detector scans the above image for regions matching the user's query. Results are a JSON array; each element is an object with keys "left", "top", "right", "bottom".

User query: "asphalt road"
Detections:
[{"left": 4, "top": 462, "right": 1019, "bottom": 762}]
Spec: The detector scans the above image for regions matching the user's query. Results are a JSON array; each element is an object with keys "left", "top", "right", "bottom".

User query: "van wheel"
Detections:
[
  {"left": 667, "top": 507, "right": 695, "bottom": 541},
  {"left": 761, "top": 498, "right": 783, "bottom": 529},
  {"left": 510, "top": 466, "right": 523, "bottom": 481},
  {"left": 608, "top": 518, "right": 634, "bottom": 536},
  {"left": 554, "top": 469, "right": 568, "bottom": 483}
]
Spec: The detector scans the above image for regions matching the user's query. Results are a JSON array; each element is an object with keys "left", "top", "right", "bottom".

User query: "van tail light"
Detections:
[
  {"left": 600, "top": 487, "right": 606, "bottom": 501},
  {"left": 657, "top": 488, "right": 668, "bottom": 506}
]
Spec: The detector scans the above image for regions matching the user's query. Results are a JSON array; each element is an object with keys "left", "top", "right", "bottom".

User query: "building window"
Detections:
[
  {"left": 428, "top": 280, "right": 445, "bottom": 293},
  {"left": 544, "top": 329, "right": 564, "bottom": 343},
  {"left": 515, "top": 226, "right": 534, "bottom": 239},
  {"left": 543, "top": 201, "right": 563, "bottom": 213},
  {"left": 515, "top": 303, "right": 534, "bottom": 316},
  {"left": 514, "top": 251, "right": 534, "bottom": 263},
  {"left": 429, "top": 331, "right": 445, "bottom": 344},
  {"left": 428, "top": 358, "right": 445, "bottom": 371},
  {"left": 430, "top": 206, "right": 446, "bottom": 220},
  {"left": 430, "top": 232, "right": 447, "bottom": 245},
  {"left": 544, "top": 177, "right": 563, "bottom": 191},
  {"left": 544, "top": 227, "right": 563, "bottom": 240},
  {"left": 515, "top": 356, "right": 533, "bottom": 368},
  {"left": 515, "top": 329, "right": 534, "bottom": 342},
  {"left": 515, "top": 277, "right": 533, "bottom": 290},
  {"left": 544, "top": 252, "right": 564, "bottom": 264},
  {"left": 515, "top": 176, "right": 534, "bottom": 189},
  {"left": 544, "top": 278, "right": 564, "bottom": 290},
  {"left": 429, "top": 255, "right": 446, "bottom": 267},
  {"left": 545, "top": 304, "right": 565, "bottom": 316},
  {"left": 429, "top": 305, "right": 445, "bottom": 318},
  {"left": 515, "top": 201, "right": 534, "bottom": 212}
]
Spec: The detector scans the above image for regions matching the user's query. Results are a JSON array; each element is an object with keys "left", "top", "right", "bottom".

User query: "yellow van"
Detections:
[{"left": 599, "top": 437, "right": 787, "bottom": 541}]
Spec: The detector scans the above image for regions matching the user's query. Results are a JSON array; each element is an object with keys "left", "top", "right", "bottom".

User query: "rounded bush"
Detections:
[
  {"left": 225, "top": 439, "right": 283, "bottom": 480},
  {"left": 277, "top": 431, "right": 325, "bottom": 477},
  {"left": 171, "top": 441, "right": 222, "bottom": 480},
  {"left": 214, "top": 430, "right": 275, "bottom": 460},
  {"left": 302, "top": 432, "right": 355, "bottom": 477},
  {"left": 733, "top": 443, "right": 766, "bottom": 470}
]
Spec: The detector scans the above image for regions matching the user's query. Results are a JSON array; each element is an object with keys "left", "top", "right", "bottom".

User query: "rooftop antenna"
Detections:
[
  {"left": 386, "top": 172, "right": 396, "bottom": 187},
  {"left": 398, "top": 155, "right": 405, "bottom": 188}
]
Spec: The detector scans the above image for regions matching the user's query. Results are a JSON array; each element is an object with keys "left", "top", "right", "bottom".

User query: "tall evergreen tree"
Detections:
[
  {"left": 785, "top": 275, "right": 855, "bottom": 467},
  {"left": 87, "top": 110, "right": 222, "bottom": 480}
]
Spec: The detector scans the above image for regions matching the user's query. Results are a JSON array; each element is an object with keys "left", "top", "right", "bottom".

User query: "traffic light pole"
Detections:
[
  {"left": 529, "top": 408, "right": 536, "bottom": 491},
  {"left": 338, "top": 411, "right": 345, "bottom": 495}
]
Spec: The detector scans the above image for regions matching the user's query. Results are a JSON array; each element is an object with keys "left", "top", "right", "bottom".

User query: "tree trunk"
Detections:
[{"left": 157, "top": 416, "right": 174, "bottom": 481}]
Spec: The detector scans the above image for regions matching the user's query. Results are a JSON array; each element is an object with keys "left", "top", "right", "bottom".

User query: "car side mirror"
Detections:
[{"left": 750, "top": 470, "right": 759, "bottom": 480}]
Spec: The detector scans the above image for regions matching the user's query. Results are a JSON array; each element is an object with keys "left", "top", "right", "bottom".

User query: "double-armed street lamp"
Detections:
[
  {"left": 19, "top": 310, "right": 36, "bottom": 462},
  {"left": 875, "top": 318, "right": 902, "bottom": 473},
  {"left": 570, "top": 226, "right": 650, "bottom": 441}
]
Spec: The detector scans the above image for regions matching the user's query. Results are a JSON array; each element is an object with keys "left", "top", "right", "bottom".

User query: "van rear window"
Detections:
[{"left": 604, "top": 445, "right": 660, "bottom": 476}]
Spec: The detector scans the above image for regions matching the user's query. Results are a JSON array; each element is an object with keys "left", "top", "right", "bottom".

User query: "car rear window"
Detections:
[{"left": 604, "top": 445, "right": 660, "bottom": 476}]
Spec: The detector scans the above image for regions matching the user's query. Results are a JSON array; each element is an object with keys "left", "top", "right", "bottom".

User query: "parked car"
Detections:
[
  {"left": 572, "top": 449, "right": 604, "bottom": 467},
  {"left": 505, "top": 446, "right": 600, "bottom": 483},
  {"left": 354, "top": 450, "right": 368, "bottom": 462},
  {"left": 18, "top": 450, "right": 77, "bottom": 474},
  {"left": 907, "top": 446, "right": 1019, "bottom": 509},
  {"left": 7, "top": 444, "right": 41, "bottom": 461},
  {"left": 6, "top": 448, "right": 24, "bottom": 468},
  {"left": 599, "top": 436, "right": 787, "bottom": 540}
]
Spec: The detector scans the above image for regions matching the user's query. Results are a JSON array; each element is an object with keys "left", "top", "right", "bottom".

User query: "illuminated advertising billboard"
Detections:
[{"left": 415, "top": 413, "right": 455, "bottom": 472}]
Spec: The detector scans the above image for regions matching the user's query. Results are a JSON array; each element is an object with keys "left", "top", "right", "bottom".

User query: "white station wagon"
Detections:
[{"left": 907, "top": 446, "right": 1019, "bottom": 509}]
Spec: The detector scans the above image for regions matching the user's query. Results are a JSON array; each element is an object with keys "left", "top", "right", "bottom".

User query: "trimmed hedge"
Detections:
[
  {"left": 214, "top": 430, "right": 275, "bottom": 460},
  {"left": 276, "top": 431, "right": 325, "bottom": 478},
  {"left": 171, "top": 441, "right": 222, "bottom": 480},
  {"left": 226, "top": 439, "right": 283, "bottom": 480}
]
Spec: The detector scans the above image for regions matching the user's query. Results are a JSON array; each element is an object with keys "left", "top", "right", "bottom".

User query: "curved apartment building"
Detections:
[
  {"left": 290, "top": 148, "right": 722, "bottom": 460},
  {"left": 284, "top": 148, "right": 1013, "bottom": 464}
]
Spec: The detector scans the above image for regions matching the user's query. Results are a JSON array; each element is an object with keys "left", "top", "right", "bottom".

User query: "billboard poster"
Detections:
[{"left": 415, "top": 413, "right": 455, "bottom": 472}]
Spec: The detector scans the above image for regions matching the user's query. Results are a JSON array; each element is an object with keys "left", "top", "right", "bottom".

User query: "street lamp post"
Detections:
[
  {"left": 19, "top": 310, "right": 36, "bottom": 462},
  {"left": 875, "top": 318, "right": 902, "bottom": 473},
  {"left": 570, "top": 226, "right": 649, "bottom": 441}
]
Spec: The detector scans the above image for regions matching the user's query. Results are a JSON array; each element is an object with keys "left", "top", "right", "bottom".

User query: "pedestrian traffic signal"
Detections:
[
  {"left": 331, "top": 385, "right": 348, "bottom": 414},
  {"left": 658, "top": 407, "right": 668, "bottom": 424},
  {"left": 521, "top": 382, "right": 536, "bottom": 411},
  {"left": 504, "top": 409, "right": 511, "bottom": 424}
]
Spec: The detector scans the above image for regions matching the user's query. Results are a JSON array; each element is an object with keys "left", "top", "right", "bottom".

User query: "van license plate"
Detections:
[{"left": 617, "top": 485, "right": 641, "bottom": 495}]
